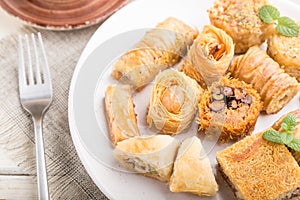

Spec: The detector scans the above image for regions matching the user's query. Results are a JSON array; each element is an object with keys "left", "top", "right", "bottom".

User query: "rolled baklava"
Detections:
[
  {"left": 169, "top": 136, "right": 218, "bottom": 196},
  {"left": 178, "top": 25, "right": 234, "bottom": 88},
  {"left": 272, "top": 108, "right": 300, "bottom": 164},
  {"left": 113, "top": 135, "right": 180, "bottom": 182},
  {"left": 231, "top": 46, "right": 300, "bottom": 114},
  {"left": 217, "top": 132, "right": 300, "bottom": 200},
  {"left": 147, "top": 69, "right": 202, "bottom": 135},
  {"left": 208, "top": 0, "right": 272, "bottom": 54},
  {"left": 105, "top": 84, "right": 140, "bottom": 146},
  {"left": 198, "top": 75, "right": 263, "bottom": 143},
  {"left": 267, "top": 21, "right": 300, "bottom": 81},
  {"left": 112, "top": 17, "right": 198, "bottom": 90}
]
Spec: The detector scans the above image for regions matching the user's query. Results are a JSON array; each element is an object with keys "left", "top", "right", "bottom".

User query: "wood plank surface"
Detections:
[
  {"left": 0, "top": 147, "right": 37, "bottom": 200},
  {"left": 0, "top": 175, "right": 37, "bottom": 200}
]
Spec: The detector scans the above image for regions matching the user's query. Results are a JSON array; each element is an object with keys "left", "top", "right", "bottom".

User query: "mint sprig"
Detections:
[
  {"left": 263, "top": 114, "right": 300, "bottom": 152},
  {"left": 262, "top": 129, "right": 283, "bottom": 144},
  {"left": 259, "top": 5, "right": 299, "bottom": 37},
  {"left": 259, "top": 5, "right": 280, "bottom": 24}
]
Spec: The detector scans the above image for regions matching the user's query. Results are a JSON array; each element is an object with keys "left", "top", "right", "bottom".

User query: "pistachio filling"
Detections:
[{"left": 124, "top": 157, "right": 158, "bottom": 175}]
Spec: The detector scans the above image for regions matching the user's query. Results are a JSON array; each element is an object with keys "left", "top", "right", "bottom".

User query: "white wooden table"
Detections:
[{"left": 0, "top": 9, "right": 37, "bottom": 199}]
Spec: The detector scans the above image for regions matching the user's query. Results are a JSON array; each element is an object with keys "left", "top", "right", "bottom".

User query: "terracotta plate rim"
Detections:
[{"left": 0, "top": 0, "right": 130, "bottom": 30}]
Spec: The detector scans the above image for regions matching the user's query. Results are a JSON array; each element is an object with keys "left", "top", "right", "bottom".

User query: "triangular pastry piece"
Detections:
[
  {"left": 113, "top": 135, "right": 180, "bottom": 182},
  {"left": 169, "top": 136, "right": 218, "bottom": 196}
]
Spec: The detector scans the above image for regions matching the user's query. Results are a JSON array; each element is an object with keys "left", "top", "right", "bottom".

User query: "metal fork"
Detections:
[{"left": 18, "top": 32, "right": 52, "bottom": 200}]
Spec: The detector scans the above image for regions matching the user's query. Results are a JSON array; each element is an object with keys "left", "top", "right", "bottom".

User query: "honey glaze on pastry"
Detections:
[
  {"left": 147, "top": 69, "right": 203, "bottom": 135},
  {"left": 198, "top": 75, "right": 263, "bottom": 143},
  {"left": 208, "top": 0, "right": 272, "bottom": 54},
  {"left": 272, "top": 109, "right": 300, "bottom": 165},
  {"left": 113, "top": 135, "right": 180, "bottom": 182},
  {"left": 169, "top": 136, "right": 218, "bottom": 196},
  {"left": 112, "top": 17, "right": 198, "bottom": 90},
  {"left": 178, "top": 25, "right": 234, "bottom": 88},
  {"left": 267, "top": 21, "right": 300, "bottom": 81},
  {"left": 231, "top": 46, "right": 300, "bottom": 114},
  {"left": 105, "top": 84, "right": 140, "bottom": 146}
]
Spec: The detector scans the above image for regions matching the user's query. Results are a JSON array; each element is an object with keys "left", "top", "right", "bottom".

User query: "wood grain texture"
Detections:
[
  {"left": 0, "top": 26, "right": 108, "bottom": 200},
  {"left": 0, "top": 175, "right": 37, "bottom": 200}
]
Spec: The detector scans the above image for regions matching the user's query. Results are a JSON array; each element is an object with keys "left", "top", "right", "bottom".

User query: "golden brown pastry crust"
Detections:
[
  {"left": 147, "top": 69, "right": 202, "bottom": 135},
  {"left": 112, "top": 17, "right": 198, "bottom": 90},
  {"left": 208, "top": 0, "right": 272, "bottom": 54},
  {"left": 272, "top": 108, "right": 300, "bottom": 165},
  {"left": 267, "top": 21, "right": 300, "bottom": 81},
  {"left": 169, "top": 136, "right": 218, "bottom": 196},
  {"left": 105, "top": 84, "right": 140, "bottom": 146},
  {"left": 198, "top": 75, "right": 263, "bottom": 143},
  {"left": 231, "top": 46, "right": 300, "bottom": 114},
  {"left": 113, "top": 135, "right": 180, "bottom": 182},
  {"left": 178, "top": 25, "right": 234, "bottom": 88},
  {"left": 217, "top": 132, "right": 300, "bottom": 200}
]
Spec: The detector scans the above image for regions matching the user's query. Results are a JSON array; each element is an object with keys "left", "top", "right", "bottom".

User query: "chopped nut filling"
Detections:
[{"left": 209, "top": 86, "right": 252, "bottom": 112}]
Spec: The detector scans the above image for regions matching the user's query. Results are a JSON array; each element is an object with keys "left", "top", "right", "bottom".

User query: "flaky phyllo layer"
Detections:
[
  {"left": 147, "top": 69, "right": 202, "bottom": 135},
  {"left": 179, "top": 25, "right": 234, "bottom": 88}
]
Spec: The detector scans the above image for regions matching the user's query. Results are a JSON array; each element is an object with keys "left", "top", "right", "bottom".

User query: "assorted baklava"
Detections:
[
  {"left": 231, "top": 46, "right": 300, "bottom": 114},
  {"left": 208, "top": 0, "right": 272, "bottom": 54},
  {"left": 112, "top": 17, "right": 198, "bottom": 91},
  {"left": 101, "top": 0, "right": 300, "bottom": 195}
]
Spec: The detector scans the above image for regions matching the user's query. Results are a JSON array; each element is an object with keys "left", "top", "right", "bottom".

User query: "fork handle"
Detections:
[{"left": 33, "top": 117, "right": 50, "bottom": 200}]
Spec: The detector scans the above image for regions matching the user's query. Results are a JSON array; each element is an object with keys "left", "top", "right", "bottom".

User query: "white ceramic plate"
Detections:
[{"left": 68, "top": 0, "right": 300, "bottom": 199}]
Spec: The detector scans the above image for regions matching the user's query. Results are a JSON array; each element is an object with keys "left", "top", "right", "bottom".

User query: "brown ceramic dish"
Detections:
[{"left": 0, "top": 0, "right": 129, "bottom": 30}]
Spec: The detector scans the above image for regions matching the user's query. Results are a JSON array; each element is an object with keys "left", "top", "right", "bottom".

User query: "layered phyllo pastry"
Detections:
[
  {"left": 169, "top": 136, "right": 218, "bottom": 196},
  {"left": 178, "top": 25, "right": 234, "bottom": 88},
  {"left": 105, "top": 85, "right": 140, "bottom": 146},
  {"left": 217, "top": 132, "right": 300, "bottom": 200},
  {"left": 267, "top": 21, "right": 300, "bottom": 81},
  {"left": 198, "top": 75, "right": 263, "bottom": 143},
  {"left": 208, "top": 0, "right": 272, "bottom": 54},
  {"left": 231, "top": 46, "right": 300, "bottom": 114},
  {"left": 147, "top": 69, "right": 202, "bottom": 135},
  {"left": 272, "top": 108, "right": 300, "bottom": 164},
  {"left": 113, "top": 135, "right": 180, "bottom": 182},
  {"left": 112, "top": 17, "right": 198, "bottom": 90}
]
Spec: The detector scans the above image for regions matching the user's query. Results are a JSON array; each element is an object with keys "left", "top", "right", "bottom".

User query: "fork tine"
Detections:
[
  {"left": 31, "top": 33, "right": 42, "bottom": 84},
  {"left": 25, "top": 34, "right": 35, "bottom": 85},
  {"left": 37, "top": 33, "right": 51, "bottom": 85},
  {"left": 18, "top": 35, "right": 26, "bottom": 87}
]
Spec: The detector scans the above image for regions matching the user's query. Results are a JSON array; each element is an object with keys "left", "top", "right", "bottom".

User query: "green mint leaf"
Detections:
[
  {"left": 282, "top": 114, "right": 297, "bottom": 131},
  {"left": 276, "top": 16, "right": 299, "bottom": 37},
  {"left": 281, "top": 122, "right": 288, "bottom": 131},
  {"left": 259, "top": 5, "right": 280, "bottom": 24},
  {"left": 262, "top": 129, "right": 283, "bottom": 144},
  {"left": 280, "top": 132, "right": 289, "bottom": 144},
  {"left": 286, "top": 133, "right": 294, "bottom": 144},
  {"left": 286, "top": 138, "right": 300, "bottom": 152}
]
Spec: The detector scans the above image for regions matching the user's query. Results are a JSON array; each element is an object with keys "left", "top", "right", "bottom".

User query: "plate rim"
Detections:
[{"left": 0, "top": 0, "right": 129, "bottom": 30}]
